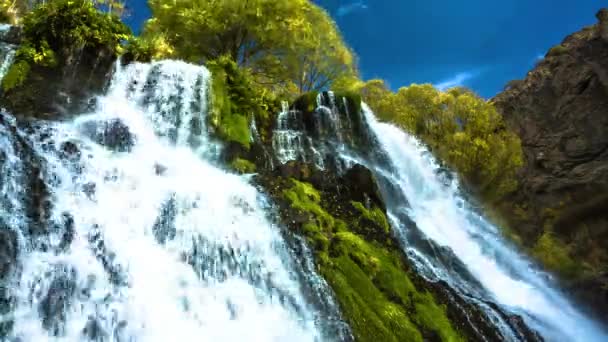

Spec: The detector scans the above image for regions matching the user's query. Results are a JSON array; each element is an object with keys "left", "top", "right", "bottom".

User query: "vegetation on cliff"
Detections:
[
  {"left": 5, "top": 0, "right": 601, "bottom": 335},
  {"left": 1, "top": 0, "right": 129, "bottom": 92},
  {"left": 353, "top": 80, "right": 524, "bottom": 203},
  {"left": 145, "top": 0, "right": 356, "bottom": 94},
  {"left": 259, "top": 172, "right": 464, "bottom": 342}
]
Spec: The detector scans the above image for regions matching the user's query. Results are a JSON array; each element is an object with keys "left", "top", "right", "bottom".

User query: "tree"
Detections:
[
  {"left": 145, "top": 0, "right": 355, "bottom": 93},
  {"left": 361, "top": 81, "right": 523, "bottom": 202}
]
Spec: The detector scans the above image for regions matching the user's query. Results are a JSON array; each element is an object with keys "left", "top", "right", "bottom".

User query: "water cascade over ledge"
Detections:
[
  {"left": 269, "top": 92, "right": 608, "bottom": 341},
  {"left": 0, "top": 60, "right": 350, "bottom": 341}
]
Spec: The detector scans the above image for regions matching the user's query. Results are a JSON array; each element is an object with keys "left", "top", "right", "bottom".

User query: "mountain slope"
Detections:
[{"left": 493, "top": 8, "right": 608, "bottom": 321}]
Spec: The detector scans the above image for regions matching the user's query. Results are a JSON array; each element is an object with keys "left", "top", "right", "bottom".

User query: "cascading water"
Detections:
[
  {"left": 0, "top": 25, "right": 16, "bottom": 79},
  {"left": 361, "top": 105, "right": 608, "bottom": 341},
  {"left": 0, "top": 60, "right": 351, "bottom": 341},
  {"left": 270, "top": 92, "right": 608, "bottom": 341}
]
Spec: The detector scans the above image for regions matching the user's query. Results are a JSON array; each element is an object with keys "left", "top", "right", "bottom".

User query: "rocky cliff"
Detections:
[{"left": 493, "top": 8, "right": 608, "bottom": 321}]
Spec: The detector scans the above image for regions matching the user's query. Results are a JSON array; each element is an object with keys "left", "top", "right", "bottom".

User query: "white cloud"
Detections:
[
  {"left": 337, "top": 1, "right": 368, "bottom": 17},
  {"left": 434, "top": 70, "right": 481, "bottom": 91}
]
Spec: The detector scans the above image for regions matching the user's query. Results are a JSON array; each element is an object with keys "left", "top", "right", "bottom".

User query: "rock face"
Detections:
[
  {"left": 493, "top": 8, "right": 608, "bottom": 320},
  {"left": 0, "top": 27, "right": 118, "bottom": 120}
]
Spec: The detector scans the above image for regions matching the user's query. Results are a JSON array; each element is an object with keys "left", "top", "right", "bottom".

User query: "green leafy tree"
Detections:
[
  {"left": 362, "top": 81, "right": 523, "bottom": 202},
  {"left": 145, "top": 0, "right": 355, "bottom": 93}
]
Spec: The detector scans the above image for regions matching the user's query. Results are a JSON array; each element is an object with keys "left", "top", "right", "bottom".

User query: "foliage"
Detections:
[
  {"left": 2, "top": 0, "right": 130, "bottom": 92},
  {"left": 351, "top": 201, "right": 390, "bottom": 235},
  {"left": 362, "top": 81, "right": 524, "bottom": 202},
  {"left": 122, "top": 34, "right": 174, "bottom": 63},
  {"left": 0, "top": 0, "right": 26, "bottom": 24},
  {"left": 281, "top": 179, "right": 464, "bottom": 341},
  {"left": 207, "top": 55, "right": 280, "bottom": 149},
  {"left": 1, "top": 60, "right": 30, "bottom": 91},
  {"left": 230, "top": 158, "right": 256, "bottom": 174},
  {"left": 20, "top": 0, "right": 130, "bottom": 62},
  {"left": 145, "top": 0, "right": 356, "bottom": 93},
  {"left": 532, "top": 232, "right": 578, "bottom": 278}
]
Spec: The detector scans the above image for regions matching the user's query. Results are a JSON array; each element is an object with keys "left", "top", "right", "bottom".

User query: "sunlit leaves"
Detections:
[
  {"left": 362, "top": 81, "right": 524, "bottom": 202},
  {"left": 145, "top": 0, "right": 356, "bottom": 94}
]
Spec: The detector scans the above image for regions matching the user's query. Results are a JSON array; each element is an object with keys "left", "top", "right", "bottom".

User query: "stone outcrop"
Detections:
[{"left": 493, "top": 8, "right": 608, "bottom": 321}]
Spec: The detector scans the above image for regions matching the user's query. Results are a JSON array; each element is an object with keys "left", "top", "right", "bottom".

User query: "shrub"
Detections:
[{"left": 548, "top": 44, "right": 568, "bottom": 56}]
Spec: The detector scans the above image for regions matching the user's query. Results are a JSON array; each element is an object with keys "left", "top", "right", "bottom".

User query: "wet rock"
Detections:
[
  {"left": 278, "top": 161, "right": 313, "bottom": 180},
  {"left": 88, "top": 225, "right": 128, "bottom": 286},
  {"left": 154, "top": 163, "right": 168, "bottom": 176},
  {"left": 59, "top": 141, "right": 81, "bottom": 161},
  {"left": 0, "top": 25, "right": 23, "bottom": 45},
  {"left": 340, "top": 164, "right": 385, "bottom": 211},
  {"left": 82, "top": 182, "right": 96, "bottom": 200},
  {"left": 82, "top": 316, "right": 106, "bottom": 341},
  {"left": 152, "top": 195, "right": 177, "bottom": 244},
  {"left": 25, "top": 162, "right": 52, "bottom": 236},
  {"left": 82, "top": 119, "right": 135, "bottom": 152},
  {"left": 0, "top": 223, "right": 18, "bottom": 280},
  {"left": 55, "top": 212, "right": 75, "bottom": 252},
  {"left": 39, "top": 266, "right": 77, "bottom": 336}
]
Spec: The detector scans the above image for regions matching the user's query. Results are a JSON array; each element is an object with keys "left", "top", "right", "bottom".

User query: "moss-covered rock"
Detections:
[
  {"left": 206, "top": 56, "right": 280, "bottom": 150},
  {"left": 230, "top": 157, "right": 256, "bottom": 174},
  {"left": 1, "top": 60, "right": 30, "bottom": 92},
  {"left": 0, "top": 0, "right": 131, "bottom": 119},
  {"left": 256, "top": 164, "right": 465, "bottom": 342}
]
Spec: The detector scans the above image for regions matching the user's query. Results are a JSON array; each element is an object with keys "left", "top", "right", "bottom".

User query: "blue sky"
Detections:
[{"left": 124, "top": 0, "right": 605, "bottom": 97}]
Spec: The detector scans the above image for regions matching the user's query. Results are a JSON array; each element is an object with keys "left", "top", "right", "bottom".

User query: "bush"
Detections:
[
  {"left": 122, "top": 35, "right": 174, "bottom": 64},
  {"left": 2, "top": 60, "right": 30, "bottom": 91},
  {"left": 2, "top": 0, "right": 130, "bottom": 92},
  {"left": 362, "top": 82, "right": 524, "bottom": 203},
  {"left": 207, "top": 56, "right": 280, "bottom": 148},
  {"left": 20, "top": 0, "right": 130, "bottom": 66}
]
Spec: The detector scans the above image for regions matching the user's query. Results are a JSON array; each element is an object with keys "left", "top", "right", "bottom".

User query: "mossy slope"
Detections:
[{"left": 261, "top": 172, "right": 464, "bottom": 342}]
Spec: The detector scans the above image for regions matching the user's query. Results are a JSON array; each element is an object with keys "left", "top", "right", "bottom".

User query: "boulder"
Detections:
[
  {"left": 81, "top": 119, "right": 135, "bottom": 152},
  {"left": 0, "top": 224, "right": 18, "bottom": 279}
]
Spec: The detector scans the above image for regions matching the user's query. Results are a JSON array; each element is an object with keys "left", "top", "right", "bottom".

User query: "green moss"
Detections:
[
  {"left": 280, "top": 179, "right": 464, "bottom": 341},
  {"left": 2, "top": 0, "right": 130, "bottom": 94},
  {"left": 206, "top": 55, "right": 283, "bottom": 149},
  {"left": 334, "top": 90, "right": 363, "bottom": 114},
  {"left": 532, "top": 232, "right": 578, "bottom": 278},
  {"left": 282, "top": 179, "right": 334, "bottom": 233},
  {"left": 324, "top": 232, "right": 464, "bottom": 342},
  {"left": 2, "top": 61, "right": 30, "bottom": 92},
  {"left": 351, "top": 201, "right": 390, "bottom": 234},
  {"left": 230, "top": 158, "right": 256, "bottom": 174},
  {"left": 548, "top": 44, "right": 568, "bottom": 56},
  {"left": 293, "top": 91, "right": 319, "bottom": 113}
]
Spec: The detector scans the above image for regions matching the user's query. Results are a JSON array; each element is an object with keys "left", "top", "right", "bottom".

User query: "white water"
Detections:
[
  {"left": 1, "top": 61, "right": 325, "bottom": 341},
  {"left": 362, "top": 104, "right": 608, "bottom": 341},
  {"left": 0, "top": 25, "right": 16, "bottom": 80}
]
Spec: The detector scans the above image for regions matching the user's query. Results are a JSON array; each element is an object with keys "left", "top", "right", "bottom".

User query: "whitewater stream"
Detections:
[
  {"left": 0, "top": 59, "right": 353, "bottom": 341},
  {"left": 0, "top": 23, "right": 606, "bottom": 338},
  {"left": 272, "top": 93, "right": 608, "bottom": 341},
  {"left": 361, "top": 105, "right": 608, "bottom": 342}
]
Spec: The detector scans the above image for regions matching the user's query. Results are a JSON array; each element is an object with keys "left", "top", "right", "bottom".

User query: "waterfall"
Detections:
[
  {"left": 0, "top": 60, "right": 345, "bottom": 341},
  {"left": 0, "top": 25, "right": 16, "bottom": 80},
  {"left": 269, "top": 91, "right": 608, "bottom": 341},
  {"left": 361, "top": 104, "right": 608, "bottom": 342}
]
